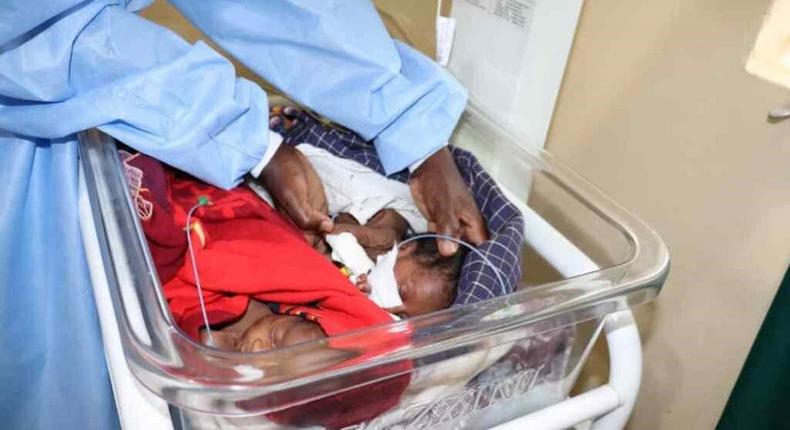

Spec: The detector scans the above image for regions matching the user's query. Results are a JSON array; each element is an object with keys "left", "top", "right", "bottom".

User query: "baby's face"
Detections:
[
  {"left": 389, "top": 247, "right": 452, "bottom": 318},
  {"left": 238, "top": 315, "right": 353, "bottom": 376},
  {"left": 238, "top": 314, "right": 325, "bottom": 353}
]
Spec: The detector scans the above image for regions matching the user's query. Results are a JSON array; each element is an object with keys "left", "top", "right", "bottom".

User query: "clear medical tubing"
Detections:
[
  {"left": 398, "top": 233, "right": 507, "bottom": 293},
  {"left": 184, "top": 198, "right": 216, "bottom": 346}
]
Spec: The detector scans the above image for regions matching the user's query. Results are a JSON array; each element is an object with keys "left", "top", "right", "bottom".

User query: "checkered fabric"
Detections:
[{"left": 270, "top": 107, "right": 525, "bottom": 304}]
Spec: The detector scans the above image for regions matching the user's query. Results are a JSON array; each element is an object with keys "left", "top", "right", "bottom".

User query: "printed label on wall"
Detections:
[
  {"left": 462, "top": 0, "right": 535, "bottom": 30},
  {"left": 451, "top": 0, "right": 582, "bottom": 146},
  {"left": 463, "top": 0, "right": 490, "bottom": 10},
  {"left": 493, "top": 0, "right": 535, "bottom": 28}
]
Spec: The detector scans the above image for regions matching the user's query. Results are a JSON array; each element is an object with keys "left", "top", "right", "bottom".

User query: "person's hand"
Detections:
[
  {"left": 409, "top": 147, "right": 488, "bottom": 255},
  {"left": 260, "top": 144, "right": 333, "bottom": 240}
]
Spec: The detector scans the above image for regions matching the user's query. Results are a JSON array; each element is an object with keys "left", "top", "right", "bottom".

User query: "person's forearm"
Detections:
[
  {"left": 170, "top": 0, "right": 468, "bottom": 174},
  {"left": 0, "top": 2, "right": 274, "bottom": 189}
]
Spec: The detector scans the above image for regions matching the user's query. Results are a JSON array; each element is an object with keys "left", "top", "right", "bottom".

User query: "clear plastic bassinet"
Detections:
[{"left": 77, "top": 101, "right": 669, "bottom": 430}]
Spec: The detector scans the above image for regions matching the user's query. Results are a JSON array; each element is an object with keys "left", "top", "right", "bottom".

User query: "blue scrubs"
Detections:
[{"left": 0, "top": 1, "right": 467, "bottom": 428}]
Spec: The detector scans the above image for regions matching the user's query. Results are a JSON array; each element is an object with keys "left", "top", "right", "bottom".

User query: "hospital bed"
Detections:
[{"left": 76, "top": 2, "right": 669, "bottom": 428}]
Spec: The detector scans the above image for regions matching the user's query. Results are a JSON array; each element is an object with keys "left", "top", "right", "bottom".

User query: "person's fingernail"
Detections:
[{"left": 440, "top": 240, "right": 459, "bottom": 255}]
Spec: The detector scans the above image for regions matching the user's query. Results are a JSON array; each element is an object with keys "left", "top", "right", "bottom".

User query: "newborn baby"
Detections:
[
  {"left": 217, "top": 142, "right": 469, "bottom": 352},
  {"left": 206, "top": 236, "right": 465, "bottom": 353},
  {"left": 363, "top": 235, "right": 464, "bottom": 318},
  {"left": 250, "top": 142, "right": 468, "bottom": 318},
  {"left": 286, "top": 143, "right": 466, "bottom": 318},
  {"left": 205, "top": 300, "right": 326, "bottom": 352},
  {"left": 328, "top": 212, "right": 466, "bottom": 318}
]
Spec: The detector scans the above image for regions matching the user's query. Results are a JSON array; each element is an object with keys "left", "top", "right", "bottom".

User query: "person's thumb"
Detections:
[
  {"left": 292, "top": 207, "right": 331, "bottom": 233},
  {"left": 311, "top": 209, "right": 334, "bottom": 233},
  {"left": 275, "top": 188, "right": 311, "bottom": 227},
  {"left": 461, "top": 211, "right": 488, "bottom": 246},
  {"left": 277, "top": 188, "right": 330, "bottom": 233},
  {"left": 436, "top": 211, "right": 461, "bottom": 256}
]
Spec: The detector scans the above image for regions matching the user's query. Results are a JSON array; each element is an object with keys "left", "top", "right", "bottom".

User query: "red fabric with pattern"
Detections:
[
  {"left": 124, "top": 153, "right": 186, "bottom": 283},
  {"left": 126, "top": 154, "right": 395, "bottom": 339},
  {"left": 126, "top": 154, "right": 412, "bottom": 429}
]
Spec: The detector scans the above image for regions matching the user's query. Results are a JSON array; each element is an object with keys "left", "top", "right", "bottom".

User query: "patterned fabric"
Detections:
[
  {"left": 270, "top": 107, "right": 525, "bottom": 304},
  {"left": 119, "top": 150, "right": 153, "bottom": 221}
]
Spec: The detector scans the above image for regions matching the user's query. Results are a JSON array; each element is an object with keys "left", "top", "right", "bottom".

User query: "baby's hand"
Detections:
[
  {"left": 355, "top": 274, "right": 371, "bottom": 294},
  {"left": 332, "top": 223, "right": 400, "bottom": 258}
]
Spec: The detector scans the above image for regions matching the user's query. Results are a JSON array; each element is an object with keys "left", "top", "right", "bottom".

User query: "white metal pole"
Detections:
[{"left": 591, "top": 310, "right": 643, "bottom": 430}]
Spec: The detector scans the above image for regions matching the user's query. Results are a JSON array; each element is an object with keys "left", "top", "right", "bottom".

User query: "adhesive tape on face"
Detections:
[{"left": 367, "top": 245, "right": 403, "bottom": 309}]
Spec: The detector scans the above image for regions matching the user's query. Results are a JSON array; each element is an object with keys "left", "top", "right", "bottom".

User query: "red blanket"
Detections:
[
  {"left": 125, "top": 153, "right": 411, "bottom": 429},
  {"left": 126, "top": 153, "right": 394, "bottom": 339}
]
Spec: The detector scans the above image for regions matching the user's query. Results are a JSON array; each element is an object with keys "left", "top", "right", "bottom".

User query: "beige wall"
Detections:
[{"left": 546, "top": 0, "right": 790, "bottom": 428}]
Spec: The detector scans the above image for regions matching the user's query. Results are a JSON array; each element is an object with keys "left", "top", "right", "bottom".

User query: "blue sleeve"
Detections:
[
  {"left": 0, "top": 0, "right": 272, "bottom": 189},
  {"left": 169, "top": 0, "right": 469, "bottom": 174}
]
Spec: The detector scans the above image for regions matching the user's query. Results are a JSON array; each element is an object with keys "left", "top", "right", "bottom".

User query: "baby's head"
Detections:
[
  {"left": 238, "top": 314, "right": 326, "bottom": 353},
  {"left": 388, "top": 239, "right": 467, "bottom": 318}
]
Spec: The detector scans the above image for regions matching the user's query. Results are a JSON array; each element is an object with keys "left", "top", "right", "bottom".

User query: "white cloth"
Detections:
[
  {"left": 366, "top": 245, "right": 403, "bottom": 310},
  {"left": 324, "top": 235, "right": 403, "bottom": 312},
  {"left": 249, "top": 131, "right": 284, "bottom": 178},
  {"left": 325, "top": 233, "right": 375, "bottom": 277},
  {"left": 296, "top": 144, "right": 428, "bottom": 232}
]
